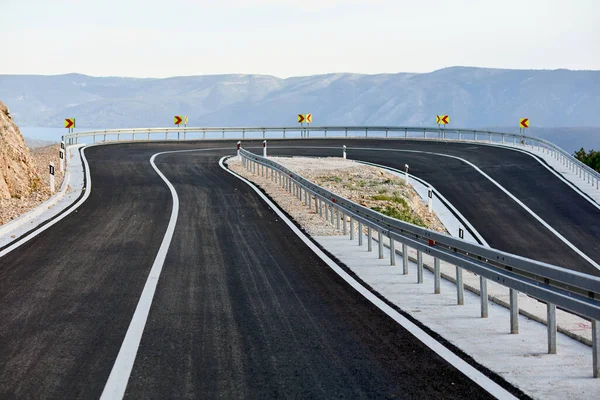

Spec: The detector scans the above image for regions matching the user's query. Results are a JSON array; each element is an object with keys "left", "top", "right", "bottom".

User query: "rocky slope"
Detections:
[{"left": 0, "top": 101, "right": 40, "bottom": 200}]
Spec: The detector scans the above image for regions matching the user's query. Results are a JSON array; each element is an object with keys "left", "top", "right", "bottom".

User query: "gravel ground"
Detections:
[
  {"left": 0, "top": 144, "right": 66, "bottom": 226},
  {"left": 227, "top": 156, "right": 446, "bottom": 236}
]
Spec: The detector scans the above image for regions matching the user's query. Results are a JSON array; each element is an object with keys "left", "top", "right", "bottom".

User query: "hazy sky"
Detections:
[{"left": 1, "top": 0, "right": 598, "bottom": 78}]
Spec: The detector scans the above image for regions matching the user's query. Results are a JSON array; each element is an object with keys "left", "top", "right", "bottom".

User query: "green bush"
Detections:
[
  {"left": 371, "top": 205, "right": 427, "bottom": 227},
  {"left": 574, "top": 148, "right": 600, "bottom": 172}
]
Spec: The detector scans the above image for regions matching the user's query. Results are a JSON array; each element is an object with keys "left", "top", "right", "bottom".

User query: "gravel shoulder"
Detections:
[
  {"left": 0, "top": 144, "right": 66, "bottom": 226},
  {"left": 227, "top": 155, "right": 446, "bottom": 235}
]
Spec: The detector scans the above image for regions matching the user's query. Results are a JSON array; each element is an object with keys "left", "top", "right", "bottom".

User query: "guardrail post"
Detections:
[
  {"left": 367, "top": 227, "right": 372, "bottom": 251},
  {"left": 456, "top": 267, "right": 464, "bottom": 305},
  {"left": 390, "top": 237, "right": 396, "bottom": 265},
  {"left": 318, "top": 198, "right": 323, "bottom": 216},
  {"left": 547, "top": 303, "right": 557, "bottom": 354},
  {"left": 330, "top": 204, "right": 334, "bottom": 224},
  {"left": 434, "top": 258, "right": 441, "bottom": 294},
  {"left": 593, "top": 320, "right": 600, "bottom": 378},
  {"left": 402, "top": 244, "right": 408, "bottom": 275},
  {"left": 325, "top": 201, "right": 329, "bottom": 221},
  {"left": 480, "top": 277, "right": 488, "bottom": 318},
  {"left": 417, "top": 251, "right": 423, "bottom": 283},
  {"left": 358, "top": 222, "right": 363, "bottom": 245},
  {"left": 342, "top": 212, "right": 347, "bottom": 234},
  {"left": 365, "top": 128, "right": 368, "bottom": 137},
  {"left": 345, "top": 128, "right": 348, "bottom": 137},
  {"left": 378, "top": 230, "right": 384, "bottom": 259},
  {"left": 336, "top": 208, "right": 341, "bottom": 230},
  {"left": 502, "top": 134, "right": 505, "bottom": 143},
  {"left": 385, "top": 128, "right": 389, "bottom": 138},
  {"left": 489, "top": 133, "right": 492, "bottom": 143},
  {"left": 510, "top": 289, "right": 519, "bottom": 334},
  {"left": 404, "top": 129, "right": 407, "bottom": 138},
  {"left": 349, "top": 217, "right": 354, "bottom": 239}
]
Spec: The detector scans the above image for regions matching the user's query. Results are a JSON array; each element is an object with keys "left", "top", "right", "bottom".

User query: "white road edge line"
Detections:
[
  {"left": 0, "top": 146, "right": 93, "bottom": 259},
  {"left": 478, "top": 142, "right": 600, "bottom": 210},
  {"left": 273, "top": 145, "right": 600, "bottom": 272},
  {"left": 219, "top": 156, "right": 516, "bottom": 400},
  {"left": 354, "top": 146, "right": 600, "bottom": 272},
  {"left": 99, "top": 151, "right": 180, "bottom": 400}
]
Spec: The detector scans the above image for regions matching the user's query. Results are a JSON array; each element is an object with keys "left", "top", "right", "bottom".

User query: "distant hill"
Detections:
[
  {"left": 1, "top": 67, "right": 599, "bottom": 150},
  {"left": 24, "top": 138, "right": 56, "bottom": 149}
]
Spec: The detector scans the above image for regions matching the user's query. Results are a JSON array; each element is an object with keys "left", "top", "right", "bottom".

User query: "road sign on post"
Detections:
[
  {"left": 174, "top": 116, "right": 183, "bottom": 125},
  {"left": 184, "top": 116, "right": 188, "bottom": 126},
  {"left": 64, "top": 118, "right": 75, "bottom": 133},
  {"left": 520, "top": 118, "right": 529, "bottom": 135},
  {"left": 306, "top": 114, "right": 312, "bottom": 123},
  {"left": 298, "top": 114, "right": 306, "bottom": 137}
]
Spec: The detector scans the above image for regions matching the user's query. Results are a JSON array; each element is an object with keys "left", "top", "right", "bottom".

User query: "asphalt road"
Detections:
[{"left": 2, "top": 138, "right": 597, "bottom": 398}]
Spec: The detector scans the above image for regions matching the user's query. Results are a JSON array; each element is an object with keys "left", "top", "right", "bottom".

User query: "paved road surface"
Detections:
[{"left": 3, "top": 138, "right": 597, "bottom": 398}]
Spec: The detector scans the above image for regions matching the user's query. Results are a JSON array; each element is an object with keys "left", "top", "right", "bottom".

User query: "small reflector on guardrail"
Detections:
[
  {"left": 429, "top": 239, "right": 436, "bottom": 246},
  {"left": 332, "top": 198, "right": 337, "bottom": 203}
]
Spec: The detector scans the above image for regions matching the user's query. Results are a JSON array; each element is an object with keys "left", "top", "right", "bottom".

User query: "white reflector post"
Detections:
[{"left": 49, "top": 162, "right": 55, "bottom": 193}]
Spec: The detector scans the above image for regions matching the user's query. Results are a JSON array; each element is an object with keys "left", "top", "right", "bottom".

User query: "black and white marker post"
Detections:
[
  {"left": 404, "top": 164, "right": 409, "bottom": 183},
  {"left": 59, "top": 149, "right": 65, "bottom": 172},
  {"left": 456, "top": 226, "right": 465, "bottom": 305},
  {"left": 237, "top": 141, "right": 241, "bottom": 157},
  {"left": 343, "top": 145, "right": 346, "bottom": 159},
  {"left": 49, "top": 163, "right": 55, "bottom": 194},
  {"left": 263, "top": 140, "right": 267, "bottom": 157},
  {"left": 427, "top": 187, "right": 433, "bottom": 212}
]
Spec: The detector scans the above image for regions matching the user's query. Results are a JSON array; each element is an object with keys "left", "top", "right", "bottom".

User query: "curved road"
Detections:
[{"left": 1, "top": 138, "right": 598, "bottom": 398}]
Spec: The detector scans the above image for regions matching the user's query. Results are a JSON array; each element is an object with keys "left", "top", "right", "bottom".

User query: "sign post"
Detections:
[
  {"left": 263, "top": 140, "right": 267, "bottom": 157},
  {"left": 49, "top": 163, "right": 55, "bottom": 193},
  {"left": 297, "top": 114, "right": 305, "bottom": 137},
  {"left": 59, "top": 149, "right": 65, "bottom": 172},
  {"left": 183, "top": 116, "right": 189, "bottom": 139},
  {"left": 174, "top": 116, "right": 183, "bottom": 140},
  {"left": 519, "top": 118, "right": 529, "bottom": 135},
  {"left": 306, "top": 114, "right": 312, "bottom": 138},
  {"left": 436, "top": 115, "right": 450, "bottom": 138}
]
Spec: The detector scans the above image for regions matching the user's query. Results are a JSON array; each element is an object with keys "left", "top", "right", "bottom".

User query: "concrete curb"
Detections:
[
  {"left": 374, "top": 237, "right": 593, "bottom": 347},
  {"left": 0, "top": 147, "right": 74, "bottom": 238}
]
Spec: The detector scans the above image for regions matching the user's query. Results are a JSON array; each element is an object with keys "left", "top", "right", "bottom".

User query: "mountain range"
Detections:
[{"left": 1, "top": 67, "right": 599, "bottom": 150}]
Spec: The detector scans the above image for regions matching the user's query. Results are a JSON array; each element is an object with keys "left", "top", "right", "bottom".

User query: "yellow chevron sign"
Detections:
[
  {"left": 436, "top": 115, "right": 450, "bottom": 125},
  {"left": 64, "top": 118, "right": 75, "bottom": 129},
  {"left": 306, "top": 114, "right": 312, "bottom": 123},
  {"left": 520, "top": 118, "right": 529, "bottom": 128}
]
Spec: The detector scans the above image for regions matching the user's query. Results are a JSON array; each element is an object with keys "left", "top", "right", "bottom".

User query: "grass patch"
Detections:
[
  {"left": 371, "top": 192, "right": 409, "bottom": 207},
  {"left": 371, "top": 205, "right": 426, "bottom": 227},
  {"left": 318, "top": 175, "right": 342, "bottom": 184}
]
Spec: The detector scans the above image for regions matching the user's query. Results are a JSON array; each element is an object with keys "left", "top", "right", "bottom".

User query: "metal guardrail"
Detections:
[
  {"left": 64, "top": 125, "right": 600, "bottom": 190},
  {"left": 236, "top": 146, "right": 600, "bottom": 377}
]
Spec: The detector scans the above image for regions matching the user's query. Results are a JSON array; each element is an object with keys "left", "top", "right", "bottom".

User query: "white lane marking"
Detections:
[
  {"left": 476, "top": 142, "right": 600, "bottom": 210},
  {"left": 0, "top": 146, "right": 93, "bottom": 259},
  {"left": 269, "top": 145, "right": 600, "bottom": 272},
  {"left": 101, "top": 147, "right": 235, "bottom": 399},
  {"left": 100, "top": 151, "right": 180, "bottom": 400},
  {"left": 219, "top": 156, "right": 516, "bottom": 400}
]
